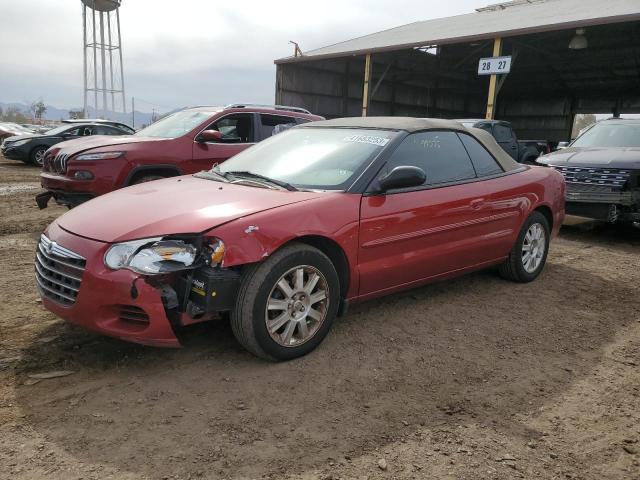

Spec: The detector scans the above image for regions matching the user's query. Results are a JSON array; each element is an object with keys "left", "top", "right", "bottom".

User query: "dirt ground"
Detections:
[{"left": 0, "top": 154, "right": 638, "bottom": 480}]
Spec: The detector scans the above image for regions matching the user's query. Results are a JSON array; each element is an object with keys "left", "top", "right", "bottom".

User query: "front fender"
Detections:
[{"left": 205, "top": 192, "right": 362, "bottom": 297}]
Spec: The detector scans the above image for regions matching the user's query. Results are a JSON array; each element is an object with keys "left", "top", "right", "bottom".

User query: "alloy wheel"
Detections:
[
  {"left": 522, "top": 222, "right": 546, "bottom": 273},
  {"left": 34, "top": 148, "right": 46, "bottom": 166},
  {"left": 265, "top": 265, "right": 329, "bottom": 347}
]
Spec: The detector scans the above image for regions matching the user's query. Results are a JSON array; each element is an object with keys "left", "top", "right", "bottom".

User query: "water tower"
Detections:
[{"left": 81, "top": 0, "right": 126, "bottom": 118}]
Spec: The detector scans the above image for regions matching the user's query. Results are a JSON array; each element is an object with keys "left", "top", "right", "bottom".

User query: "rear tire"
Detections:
[
  {"left": 231, "top": 243, "right": 340, "bottom": 361},
  {"left": 499, "top": 211, "right": 550, "bottom": 283},
  {"left": 29, "top": 146, "right": 47, "bottom": 167}
]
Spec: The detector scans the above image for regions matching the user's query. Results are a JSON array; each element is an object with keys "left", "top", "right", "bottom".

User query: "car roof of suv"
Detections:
[
  {"left": 182, "top": 104, "right": 319, "bottom": 117},
  {"left": 600, "top": 118, "right": 640, "bottom": 124},
  {"left": 300, "top": 116, "right": 521, "bottom": 172}
]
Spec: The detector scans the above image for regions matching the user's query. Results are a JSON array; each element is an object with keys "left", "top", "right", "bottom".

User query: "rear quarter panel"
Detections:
[{"left": 501, "top": 166, "right": 565, "bottom": 238}]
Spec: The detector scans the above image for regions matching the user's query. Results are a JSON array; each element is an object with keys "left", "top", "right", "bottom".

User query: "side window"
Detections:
[
  {"left": 209, "top": 114, "right": 254, "bottom": 143},
  {"left": 80, "top": 126, "right": 94, "bottom": 136},
  {"left": 384, "top": 131, "right": 477, "bottom": 186},
  {"left": 458, "top": 133, "right": 504, "bottom": 177},
  {"left": 94, "top": 125, "right": 121, "bottom": 135},
  {"left": 493, "top": 124, "right": 514, "bottom": 143},
  {"left": 64, "top": 127, "right": 81, "bottom": 136},
  {"left": 259, "top": 114, "right": 298, "bottom": 138},
  {"left": 475, "top": 123, "right": 492, "bottom": 134}
]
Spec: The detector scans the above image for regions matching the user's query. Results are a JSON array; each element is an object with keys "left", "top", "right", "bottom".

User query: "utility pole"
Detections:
[{"left": 131, "top": 97, "right": 135, "bottom": 129}]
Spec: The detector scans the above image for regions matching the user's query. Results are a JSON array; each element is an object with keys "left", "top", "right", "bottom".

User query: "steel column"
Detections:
[
  {"left": 82, "top": 4, "right": 87, "bottom": 116},
  {"left": 92, "top": 7, "right": 98, "bottom": 116},
  {"left": 107, "top": 11, "right": 115, "bottom": 113},
  {"left": 362, "top": 53, "right": 373, "bottom": 117},
  {"left": 99, "top": 11, "right": 108, "bottom": 118},
  {"left": 117, "top": 8, "right": 126, "bottom": 113}
]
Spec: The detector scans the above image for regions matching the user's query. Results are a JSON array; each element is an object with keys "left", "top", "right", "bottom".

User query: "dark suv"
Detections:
[
  {"left": 37, "top": 104, "right": 323, "bottom": 208},
  {"left": 537, "top": 118, "right": 640, "bottom": 224}
]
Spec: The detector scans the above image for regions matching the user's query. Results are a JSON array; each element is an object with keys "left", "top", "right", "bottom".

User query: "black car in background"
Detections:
[
  {"left": 537, "top": 118, "right": 640, "bottom": 225},
  {"left": 457, "top": 119, "right": 543, "bottom": 164},
  {"left": 1, "top": 121, "right": 133, "bottom": 166}
]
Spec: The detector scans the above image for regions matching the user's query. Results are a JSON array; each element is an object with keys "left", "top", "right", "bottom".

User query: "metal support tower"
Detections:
[{"left": 82, "top": 0, "right": 126, "bottom": 119}]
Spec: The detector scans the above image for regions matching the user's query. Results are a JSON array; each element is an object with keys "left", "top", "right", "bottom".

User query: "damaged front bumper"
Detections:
[{"left": 37, "top": 223, "right": 241, "bottom": 348}]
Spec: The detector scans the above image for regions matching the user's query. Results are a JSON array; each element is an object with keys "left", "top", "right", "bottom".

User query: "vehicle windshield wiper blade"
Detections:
[
  {"left": 225, "top": 171, "right": 298, "bottom": 191},
  {"left": 193, "top": 169, "right": 229, "bottom": 183}
]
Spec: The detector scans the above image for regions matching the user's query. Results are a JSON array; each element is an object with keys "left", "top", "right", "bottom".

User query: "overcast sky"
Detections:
[{"left": 0, "top": 0, "right": 489, "bottom": 113}]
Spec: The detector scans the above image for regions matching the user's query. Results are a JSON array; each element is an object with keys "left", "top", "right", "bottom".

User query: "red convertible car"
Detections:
[{"left": 36, "top": 117, "right": 565, "bottom": 361}]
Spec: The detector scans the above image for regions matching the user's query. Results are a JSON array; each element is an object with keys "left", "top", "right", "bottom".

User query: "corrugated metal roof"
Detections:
[{"left": 275, "top": 0, "right": 640, "bottom": 64}]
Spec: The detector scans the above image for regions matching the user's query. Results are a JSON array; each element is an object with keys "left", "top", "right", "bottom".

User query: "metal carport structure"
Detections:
[{"left": 274, "top": 0, "right": 640, "bottom": 142}]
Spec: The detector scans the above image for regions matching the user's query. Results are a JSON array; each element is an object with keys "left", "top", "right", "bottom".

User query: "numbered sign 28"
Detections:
[{"left": 478, "top": 56, "right": 512, "bottom": 75}]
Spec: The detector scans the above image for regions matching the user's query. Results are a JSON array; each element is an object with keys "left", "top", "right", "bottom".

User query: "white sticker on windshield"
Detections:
[{"left": 343, "top": 135, "right": 390, "bottom": 147}]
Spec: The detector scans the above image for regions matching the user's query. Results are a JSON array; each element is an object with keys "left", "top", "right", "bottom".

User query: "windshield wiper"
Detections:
[
  {"left": 224, "top": 171, "right": 298, "bottom": 191},
  {"left": 193, "top": 169, "right": 229, "bottom": 183}
]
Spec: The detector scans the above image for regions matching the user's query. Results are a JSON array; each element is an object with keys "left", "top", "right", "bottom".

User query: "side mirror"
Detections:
[
  {"left": 376, "top": 166, "right": 426, "bottom": 193},
  {"left": 196, "top": 129, "right": 223, "bottom": 143},
  {"left": 556, "top": 141, "right": 569, "bottom": 150}
]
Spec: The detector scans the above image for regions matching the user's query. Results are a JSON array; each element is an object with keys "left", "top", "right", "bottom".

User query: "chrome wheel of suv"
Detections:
[{"left": 265, "top": 265, "right": 329, "bottom": 347}]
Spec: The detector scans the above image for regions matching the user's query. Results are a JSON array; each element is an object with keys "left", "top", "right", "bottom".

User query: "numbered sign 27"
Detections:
[{"left": 478, "top": 56, "right": 512, "bottom": 75}]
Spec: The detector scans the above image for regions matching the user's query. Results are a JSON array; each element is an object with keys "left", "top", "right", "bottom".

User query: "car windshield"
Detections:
[
  {"left": 42, "top": 125, "right": 71, "bottom": 136},
  {"left": 216, "top": 127, "right": 397, "bottom": 191},
  {"left": 572, "top": 122, "right": 640, "bottom": 148},
  {"left": 9, "top": 124, "right": 33, "bottom": 132},
  {"left": 135, "top": 110, "right": 218, "bottom": 139}
]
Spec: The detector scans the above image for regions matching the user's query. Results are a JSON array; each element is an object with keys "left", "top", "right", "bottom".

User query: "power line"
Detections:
[{"left": 132, "top": 97, "right": 178, "bottom": 112}]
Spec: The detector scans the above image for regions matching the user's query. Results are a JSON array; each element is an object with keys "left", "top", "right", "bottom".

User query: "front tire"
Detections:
[
  {"left": 499, "top": 211, "right": 550, "bottom": 283},
  {"left": 231, "top": 243, "right": 340, "bottom": 361},
  {"left": 29, "top": 146, "right": 47, "bottom": 166}
]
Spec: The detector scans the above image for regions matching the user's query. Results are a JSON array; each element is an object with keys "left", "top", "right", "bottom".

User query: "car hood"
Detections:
[
  {"left": 3, "top": 133, "right": 38, "bottom": 143},
  {"left": 538, "top": 147, "right": 640, "bottom": 169},
  {"left": 55, "top": 135, "right": 165, "bottom": 155},
  {"left": 57, "top": 175, "right": 327, "bottom": 243}
]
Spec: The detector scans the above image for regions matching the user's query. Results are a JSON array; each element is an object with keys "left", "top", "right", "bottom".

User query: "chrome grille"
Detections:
[
  {"left": 565, "top": 183, "right": 618, "bottom": 194},
  {"left": 44, "top": 152, "right": 70, "bottom": 174},
  {"left": 53, "top": 152, "right": 70, "bottom": 174},
  {"left": 552, "top": 166, "right": 632, "bottom": 191},
  {"left": 35, "top": 235, "right": 86, "bottom": 306}
]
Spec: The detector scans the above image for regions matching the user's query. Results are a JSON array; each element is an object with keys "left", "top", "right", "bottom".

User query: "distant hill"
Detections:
[{"left": 0, "top": 102, "right": 156, "bottom": 128}]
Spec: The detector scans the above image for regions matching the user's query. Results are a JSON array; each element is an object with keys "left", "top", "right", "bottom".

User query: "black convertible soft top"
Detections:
[{"left": 300, "top": 116, "right": 521, "bottom": 172}]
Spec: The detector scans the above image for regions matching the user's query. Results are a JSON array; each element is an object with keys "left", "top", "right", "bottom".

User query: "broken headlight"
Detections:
[
  {"left": 105, "top": 238, "right": 197, "bottom": 275},
  {"left": 104, "top": 237, "right": 226, "bottom": 275}
]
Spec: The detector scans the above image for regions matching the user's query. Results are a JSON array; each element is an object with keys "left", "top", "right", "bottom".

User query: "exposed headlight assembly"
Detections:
[
  {"left": 75, "top": 151, "right": 124, "bottom": 161},
  {"left": 104, "top": 237, "right": 225, "bottom": 275},
  {"left": 10, "top": 138, "right": 30, "bottom": 147}
]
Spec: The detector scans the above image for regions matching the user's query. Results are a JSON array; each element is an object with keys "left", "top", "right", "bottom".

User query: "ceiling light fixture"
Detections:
[{"left": 569, "top": 28, "right": 588, "bottom": 50}]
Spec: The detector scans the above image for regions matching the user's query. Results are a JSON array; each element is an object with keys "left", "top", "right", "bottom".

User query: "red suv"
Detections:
[{"left": 36, "top": 104, "right": 323, "bottom": 208}]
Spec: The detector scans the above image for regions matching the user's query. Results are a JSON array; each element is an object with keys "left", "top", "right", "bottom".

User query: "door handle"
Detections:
[
  {"left": 510, "top": 145, "right": 517, "bottom": 149},
  {"left": 470, "top": 198, "right": 485, "bottom": 209}
]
